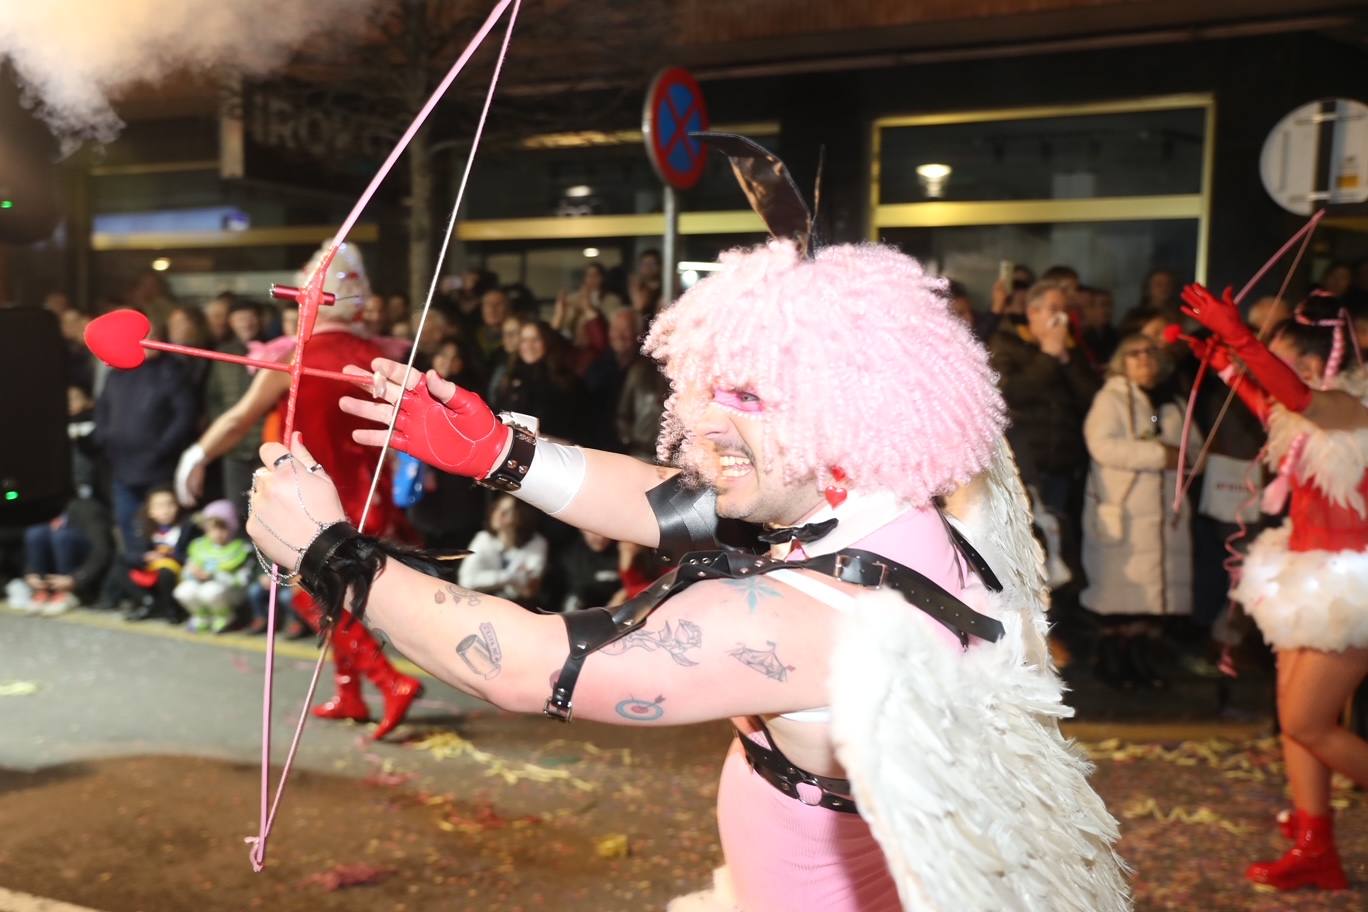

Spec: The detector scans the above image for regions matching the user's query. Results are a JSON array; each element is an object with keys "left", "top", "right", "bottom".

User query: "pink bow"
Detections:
[{"left": 236, "top": 0, "right": 523, "bottom": 871}]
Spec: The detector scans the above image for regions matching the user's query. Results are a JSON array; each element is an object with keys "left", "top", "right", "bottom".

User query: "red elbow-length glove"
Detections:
[
  {"left": 1175, "top": 330, "right": 1272, "bottom": 423},
  {"left": 1180, "top": 283, "right": 1311, "bottom": 413}
]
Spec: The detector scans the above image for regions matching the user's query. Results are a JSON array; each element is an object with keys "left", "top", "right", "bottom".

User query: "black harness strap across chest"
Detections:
[{"left": 544, "top": 544, "right": 1005, "bottom": 722}]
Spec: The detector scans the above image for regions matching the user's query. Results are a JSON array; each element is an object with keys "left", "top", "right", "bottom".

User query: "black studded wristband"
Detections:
[{"left": 478, "top": 423, "right": 537, "bottom": 492}]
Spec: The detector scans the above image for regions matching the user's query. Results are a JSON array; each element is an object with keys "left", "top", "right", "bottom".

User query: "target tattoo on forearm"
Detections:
[
  {"left": 615, "top": 694, "right": 665, "bottom": 722},
  {"left": 456, "top": 622, "right": 502, "bottom": 679}
]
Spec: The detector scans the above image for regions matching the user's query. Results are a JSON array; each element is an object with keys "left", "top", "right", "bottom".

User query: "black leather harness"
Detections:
[
  {"left": 737, "top": 716, "right": 860, "bottom": 813},
  {"left": 546, "top": 545, "right": 1005, "bottom": 719},
  {"left": 545, "top": 485, "right": 1007, "bottom": 816}
]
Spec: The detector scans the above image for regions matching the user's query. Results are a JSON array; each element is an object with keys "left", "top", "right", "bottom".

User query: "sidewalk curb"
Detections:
[
  {"left": 0, "top": 887, "right": 107, "bottom": 912},
  {"left": 0, "top": 605, "right": 429, "bottom": 681}
]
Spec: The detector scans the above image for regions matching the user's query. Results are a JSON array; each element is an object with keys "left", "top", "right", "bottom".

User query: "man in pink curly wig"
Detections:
[
  {"left": 254, "top": 180, "right": 1128, "bottom": 906},
  {"left": 646, "top": 238, "right": 1005, "bottom": 510}
]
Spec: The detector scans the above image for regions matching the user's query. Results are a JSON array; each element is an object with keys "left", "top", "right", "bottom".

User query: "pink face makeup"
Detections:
[{"left": 712, "top": 386, "right": 764, "bottom": 413}]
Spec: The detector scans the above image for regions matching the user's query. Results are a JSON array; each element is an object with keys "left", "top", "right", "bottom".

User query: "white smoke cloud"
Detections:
[{"left": 0, "top": 0, "right": 378, "bottom": 139}]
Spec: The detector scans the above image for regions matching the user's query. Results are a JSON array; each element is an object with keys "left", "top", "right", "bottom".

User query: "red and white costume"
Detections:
[{"left": 1234, "top": 370, "right": 1368, "bottom": 652}]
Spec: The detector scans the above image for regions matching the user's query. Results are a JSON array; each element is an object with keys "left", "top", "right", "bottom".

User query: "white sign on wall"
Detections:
[{"left": 1260, "top": 98, "right": 1368, "bottom": 215}]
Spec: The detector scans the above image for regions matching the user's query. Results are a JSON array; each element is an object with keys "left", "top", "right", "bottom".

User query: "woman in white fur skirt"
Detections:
[
  {"left": 1181, "top": 286, "right": 1368, "bottom": 893},
  {"left": 1081, "top": 334, "right": 1202, "bottom": 689}
]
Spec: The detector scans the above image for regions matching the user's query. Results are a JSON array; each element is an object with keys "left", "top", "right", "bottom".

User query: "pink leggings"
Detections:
[{"left": 715, "top": 736, "right": 900, "bottom": 912}]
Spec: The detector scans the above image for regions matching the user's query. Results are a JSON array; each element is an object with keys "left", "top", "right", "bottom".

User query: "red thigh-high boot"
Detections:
[
  {"left": 339, "top": 611, "right": 423, "bottom": 741},
  {"left": 294, "top": 592, "right": 371, "bottom": 723},
  {"left": 1246, "top": 810, "right": 1349, "bottom": 891}
]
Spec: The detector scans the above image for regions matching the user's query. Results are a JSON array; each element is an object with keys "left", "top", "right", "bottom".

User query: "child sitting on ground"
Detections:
[
  {"left": 173, "top": 499, "right": 251, "bottom": 633},
  {"left": 100, "top": 486, "right": 192, "bottom": 622}
]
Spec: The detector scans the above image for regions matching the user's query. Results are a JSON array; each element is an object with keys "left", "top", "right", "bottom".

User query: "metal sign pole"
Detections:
[
  {"left": 662, "top": 185, "right": 678, "bottom": 305},
  {"left": 642, "top": 66, "right": 708, "bottom": 307}
]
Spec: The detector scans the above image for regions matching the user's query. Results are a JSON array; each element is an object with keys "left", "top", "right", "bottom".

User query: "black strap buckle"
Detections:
[{"left": 831, "top": 551, "right": 888, "bottom": 589}]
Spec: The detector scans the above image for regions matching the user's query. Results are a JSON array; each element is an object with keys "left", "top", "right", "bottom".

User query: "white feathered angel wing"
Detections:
[{"left": 830, "top": 440, "right": 1131, "bottom": 911}]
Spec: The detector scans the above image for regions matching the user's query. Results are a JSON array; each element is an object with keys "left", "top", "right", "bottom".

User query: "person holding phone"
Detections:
[{"left": 989, "top": 280, "right": 1102, "bottom": 657}]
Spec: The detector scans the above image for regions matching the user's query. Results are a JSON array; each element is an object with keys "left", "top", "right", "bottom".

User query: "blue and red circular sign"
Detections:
[{"left": 642, "top": 67, "right": 709, "bottom": 190}]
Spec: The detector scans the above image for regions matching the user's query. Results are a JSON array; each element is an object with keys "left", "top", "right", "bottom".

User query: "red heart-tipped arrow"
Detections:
[{"left": 84, "top": 308, "right": 366, "bottom": 387}]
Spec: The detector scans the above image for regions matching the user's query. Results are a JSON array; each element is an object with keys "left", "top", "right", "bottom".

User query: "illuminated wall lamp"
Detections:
[{"left": 915, "top": 162, "right": 952, "bottom": 199}]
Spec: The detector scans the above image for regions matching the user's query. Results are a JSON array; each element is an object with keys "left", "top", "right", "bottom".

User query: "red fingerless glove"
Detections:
[
  {"left": 390, "top": 380, "right": 511, "bottom": 478},
  {"left": 1181, "top": 283, "right": 1311, "bottom": 412}
]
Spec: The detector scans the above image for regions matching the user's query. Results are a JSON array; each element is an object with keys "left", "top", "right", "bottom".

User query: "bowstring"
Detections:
[
  {"left": 246, "top": 0, "right": 520, "bottom": 871},
  {"left": 1172, "top": 209, "right": 1323, "bottom": 510},
  {"left": 356, "top": 0, "right": 522, "bottom": 540}
]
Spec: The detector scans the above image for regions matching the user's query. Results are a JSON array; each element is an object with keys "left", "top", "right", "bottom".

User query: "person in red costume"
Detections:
[
  {"left": 176, "top": 243, "right": 422, "bottom": 741},
  {"left": 1180, "top": 284, "right": 1368, "bottom": 892}
]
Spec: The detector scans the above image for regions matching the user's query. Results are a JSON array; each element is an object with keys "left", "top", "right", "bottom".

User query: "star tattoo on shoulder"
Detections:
[
  {"left": 721, "top": 575, "right": 782, "bottom": 613},
  {"left": 728, "top": 641, "right": 795, "bottom": 682}
]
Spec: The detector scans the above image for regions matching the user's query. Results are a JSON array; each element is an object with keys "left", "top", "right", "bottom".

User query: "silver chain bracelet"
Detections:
[{"left": 247, "top": 460, "right": 337, "bottom": 585}]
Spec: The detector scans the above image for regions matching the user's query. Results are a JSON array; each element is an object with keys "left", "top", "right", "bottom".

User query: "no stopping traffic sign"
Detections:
[{"left": 642, "top": 67, "right": 710, "bottom": 190}]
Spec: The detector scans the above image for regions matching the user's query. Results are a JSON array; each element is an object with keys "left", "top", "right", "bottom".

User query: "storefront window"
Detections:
[
  {"left": 464, "top": 129, "right": 780, "bottom": 220},
  {"left": 871, "top": 95, "right": 1213, "bottom": 312},
  {"left": 879, "top": 219, "right": 1199, "bottom": 313},
  {"left": 878, "top": 106, "right": 1206, "bottom": 204}
]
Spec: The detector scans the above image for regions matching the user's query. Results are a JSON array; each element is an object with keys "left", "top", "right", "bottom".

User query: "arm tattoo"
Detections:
[
  {"left": 600, "top": 619, "right": 702, "bottom": 667},
  {"left": 434, "top": 582, "right": 482, "bottom": 607},
  {"left": 728, "top": 641, "right": 795, "bottom": 682},
  {"left": 721, "top": 576, "right": 783, "bottom": 613},
  {"left": 456, "top": 622, "right": 502, "bottom": 679},
  {"left": 615, "top": 695, "right": 666, "bottom": 722}
]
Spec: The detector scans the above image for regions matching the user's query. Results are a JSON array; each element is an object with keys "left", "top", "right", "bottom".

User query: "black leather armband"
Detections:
[
  {"left": 645, "top": 475, "right": 722, "bottom": 562},
  {"left": 297, "top": 522, "right": 466, "bottom": 633}
]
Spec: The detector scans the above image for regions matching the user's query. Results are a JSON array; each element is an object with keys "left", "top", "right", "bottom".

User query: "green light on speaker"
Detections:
[
  {"left": 0, "top": 201, "right": 12, "bottom": 209},
  {"left": 4, "top": 491, "right": 17, "bottom": 501}
]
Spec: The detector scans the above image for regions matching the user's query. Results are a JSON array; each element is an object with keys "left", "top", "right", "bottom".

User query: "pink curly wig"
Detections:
[{"left": 643, "top": 240, "right": 1005, "bottom": 507}]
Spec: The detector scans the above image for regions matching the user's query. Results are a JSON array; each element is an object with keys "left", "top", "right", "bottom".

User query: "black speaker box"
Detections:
[{"left": 0, "top": 307, "right": 71, "bottom": 526}]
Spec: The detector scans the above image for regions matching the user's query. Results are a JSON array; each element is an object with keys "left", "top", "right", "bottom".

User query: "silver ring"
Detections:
[
  {"left": 306, "top": 462, "right": 325, "bottom": 474},
  {"left": 272, "top": 453, "right": 294, "bottom": 469}
]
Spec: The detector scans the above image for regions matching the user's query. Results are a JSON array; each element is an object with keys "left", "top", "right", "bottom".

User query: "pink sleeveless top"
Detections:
[{"left": 716, "top": 506, "right": 972, "bottom": 912}]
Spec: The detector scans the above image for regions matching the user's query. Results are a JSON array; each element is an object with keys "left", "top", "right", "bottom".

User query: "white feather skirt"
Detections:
[
  {"left": 669, "top": 868, "right": 739, "bottom": 911},
  {"left": 1233, "top": 522, "right": 1368, "bottom": 652}
]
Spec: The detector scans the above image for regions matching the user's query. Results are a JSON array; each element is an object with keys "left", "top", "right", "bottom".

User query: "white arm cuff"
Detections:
[
  {"left": 514, "top": 438, "right": 586, "bottom": 516},
  {"left": 175, "top": 443, "right": 207, "bottom": 507}
]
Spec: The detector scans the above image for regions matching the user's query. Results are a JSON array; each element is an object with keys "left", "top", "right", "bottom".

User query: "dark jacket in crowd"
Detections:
[
  {"left": 492, "top": 360, "right": 583, "bottom": 442},
  {"left": 552, "top": 536, "right": 622, "bottom": 612},
  {"left": 583, "top": 351, "right": 630, "bottom": 452},
  {"left": 989, "top": 328, "right": 1100, "bottom": 477},
  {"left": 94, "top": 355, "right": 198, "bottom": 486},
  {"left": 617, "top": 358, "right": 668, "bottom": 461},
  {"left": 60, "top": 498, "right": 115, "bottom": 600},
  {"left": 203, "top": 337, "right": 261, "bottom": 461}
]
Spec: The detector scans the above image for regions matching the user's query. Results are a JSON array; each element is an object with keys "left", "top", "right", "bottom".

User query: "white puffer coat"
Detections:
[{"left": 1081, "top": 375, "right": 1201, "bottom": 617}]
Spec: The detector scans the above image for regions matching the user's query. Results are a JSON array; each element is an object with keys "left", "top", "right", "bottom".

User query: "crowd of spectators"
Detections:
[
  {"left": 5, "top": 250, "right": 671, "bottom": 629},
  {"left": 9, "top": 248, "right": 1368, "bottom": 697},
  {"left": 952, "top": 258, "right": 1368, "bottom": 688}
]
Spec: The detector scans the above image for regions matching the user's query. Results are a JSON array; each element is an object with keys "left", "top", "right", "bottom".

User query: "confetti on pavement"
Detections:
[{"left": 301, "top": 863, "right": 396, "bottom": 892}]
